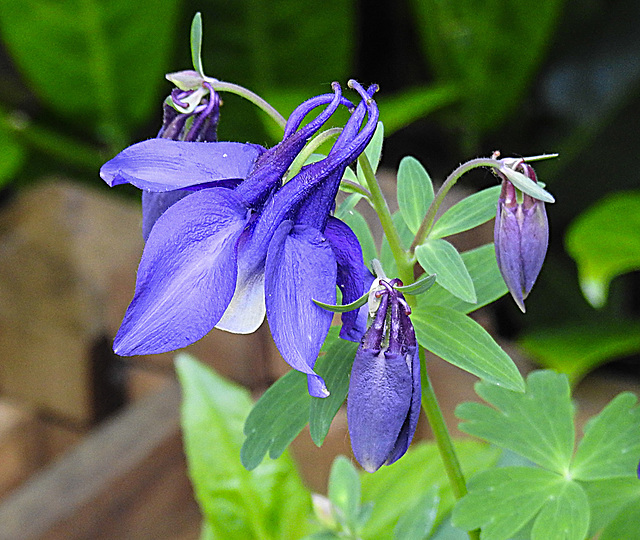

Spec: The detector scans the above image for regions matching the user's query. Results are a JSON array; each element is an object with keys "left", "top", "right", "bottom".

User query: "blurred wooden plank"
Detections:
[
  {"left": 0, "top": 401, "right": 42, "bottom": 499},
  {"left": 0, "top": 381, "right": 200, "bottom": 540}
]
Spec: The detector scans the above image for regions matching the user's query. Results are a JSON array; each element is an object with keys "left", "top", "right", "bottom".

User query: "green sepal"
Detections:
[
  {"left": 393, "top": 273, "right": 437, "bottom": 296},
  {"left": 499, "top": 165, "right": 555, "bottom": 203},
  {"left": 313, "top": 293, "right": 369, "bottom": 313}
]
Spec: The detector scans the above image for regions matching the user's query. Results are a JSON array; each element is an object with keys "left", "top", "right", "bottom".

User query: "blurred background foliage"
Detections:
[{"left": 0, "top": 0, "right": 638, "bottom": 382}]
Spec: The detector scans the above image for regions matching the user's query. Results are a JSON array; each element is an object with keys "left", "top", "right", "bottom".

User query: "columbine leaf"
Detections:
[
  {"left": 309, "top": 338, "right": 359, "bottom": 446},
  {"left": 599, "top": 500, "right": 640, "bottom": 540},
  {"left": 582, "top": 478, "right": 640, "bottom": 538},
  {"left": 429, "top": 185, "right": 500, "bottom": 239},
  {"left": 241, "top": 369, "right": 310, "bottom": 470},
  {"left": 453, "top": 468, "right": 588, "bottom": 540},
  {"left": 571, "top": 392, "right": 640, "bottom": 480},
  {"left": 412, "top": 305, "right": 524, "bottom": 391},
  {"left": 357, "top": 121, "right": 384, "bottom": 182},
  {"left": 499, "top": 166, "right": 555, "bottom": 203},
  {"left": 456, "top": 371, "right": 573, "bottom": 471},
  {"left": 565, "top": 191, "right": 640, "bottom": 307},
  {"left": 176, "top": 354, "right": 311, "bottom": 539},
  {"left": 419, "top": 243, "right": 508, "bottom": 313},
  {"left": 415, "top": 238, "right": 477, "bottom": 303},
  {"left": 393, "top": 486, "right": 439, "bottom": 540},
  {"left": 396, "top": 156, "right": 434, "bottom": 234},
  {"left": 361, "top": 441, "right": 500, "bottom": 539},
  {"left": 328, "top": 456, "right": 361, "bottom": 530}
]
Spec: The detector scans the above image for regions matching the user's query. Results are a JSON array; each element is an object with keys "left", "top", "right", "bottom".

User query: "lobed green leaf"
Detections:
[
  {"left": 453, "top": 468, "right": 588, "bottom": 540},
  {"left": 456, "top": 371, "right": 573, "bottom": 471},
  {"left": 571, "top": 392, "right": 640, "bottom": 480}
]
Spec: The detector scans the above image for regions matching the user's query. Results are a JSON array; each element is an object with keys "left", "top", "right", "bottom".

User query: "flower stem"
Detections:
[
  {"left": 410, "top": 158, "right": 500, "bottom": 252},
  {"left": 419, "top": 347, "right": 479, "bottom": 540},
  {"left": 205, "top": 78, "right": 287, "bottom": 131},
  {"left": 357, "top": 153, "right": 414, "bottom": 288}
]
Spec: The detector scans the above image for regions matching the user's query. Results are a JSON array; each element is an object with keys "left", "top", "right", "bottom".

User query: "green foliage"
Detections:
[
  {"left": 0, "top": 0, "right": 180, "bottom": 146},
  {"left": 176, "top": 353, "right": 312, "bottom": 539},
  {"left": 429, "top": 185, "right": 500, "bottom": 239},
  {"left": 396, "top": 156, "right": 434, "bottom": 234},
  {"left": 415, "top": 239, "right": 477, "bottom": 303},
  {"left": 519, "top": 319, "right": 640, "bottom": 385},
  {"left": 453, "top": 370, "right": 640, "bottom": 540},
  {"left": 241, "top": 328, "right": 358, "bottom": 470},
  {"left": 419, "top": 243, "right": 508, "bottom": 314},
  {"left": 360, "top": 441, "right": 501, "bottom": 539},
  {"left": 566, "top": 191, "right": 640, "bottom": 307},
  {"left": 412, "top": 305, "right": 524, "bottom": 392},
  {"left": 409, "top": 0, "right": 564, "bottom": 138}
]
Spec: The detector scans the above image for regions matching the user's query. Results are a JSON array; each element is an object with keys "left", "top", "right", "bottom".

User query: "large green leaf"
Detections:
[
  {"left": 571, "top": 392, "right": 640, "bottom": 481},
  {"left": 360, "top": 441, "right": 500, "bottom": 539},
  {"left": 415, "top": 238, "right": 477, "bottom": 303},
  {"left": 412, "top": 305, "right": 524, "bottom": 391},
  {"left": 565, "top": 191, "right": 640, "bottom": 307},
  {"left": 453, "top": 468, "right": 589, "bottom": 540},
  {"left": 519, "top": 319, "right": 640, "bottom": 385},
  {"left": 429, "top": 185, "right": 500, "bottom": 239},
  {"left": 340, "top": 209, "right": 378, "bottom": 268},
  {"left": 176, "top": 354, "right": 311, "bottom": 539},
  {"left": 396, "top": 156, "right": 434, "bottom": 234},
  {"left": 583, "top": 479, "right": 640, "bottom": 539},
  {"left": 0, "top": 0, "right": 180, "bottom": 141},
  {"left": 456, "top": 371, "right": 573, "bottom": 471},
  {"left": 419, "top": 243, "right": 508, "bottom": 313}
]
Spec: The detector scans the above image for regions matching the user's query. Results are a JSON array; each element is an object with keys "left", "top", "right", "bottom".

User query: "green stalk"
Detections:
[
  {"left": 419, "top": 347, "right": 479, "bottom": 540},
  {"left": 357, "top": 153, "right": 414, "bottom": 288},
  {"left": 206, "top": 79, "right": 287, "bottom": 132},
  {"left": 410, "top": 158, "right": 499, "bottom": 252}
]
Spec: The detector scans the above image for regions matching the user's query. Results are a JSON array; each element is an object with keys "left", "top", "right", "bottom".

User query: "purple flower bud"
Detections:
[
  {"left": 347, "top": 279, "right": 421, "bottom": 472},
  {"left": 494, "top": 162, "right": 549, "bottom": 312}
]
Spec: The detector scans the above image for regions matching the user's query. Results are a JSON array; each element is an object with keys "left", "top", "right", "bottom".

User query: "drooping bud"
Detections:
[
  {"left": 347, "top": 279, "right": 421, "bottom": 472},
  {"left": 494, "top": 161, "right": 549, "bottom": 312}
]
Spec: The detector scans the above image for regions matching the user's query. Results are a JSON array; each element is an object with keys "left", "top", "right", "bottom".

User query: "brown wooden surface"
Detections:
[{"left": 0, "top": 381, "right": 200, "bottom": 540}]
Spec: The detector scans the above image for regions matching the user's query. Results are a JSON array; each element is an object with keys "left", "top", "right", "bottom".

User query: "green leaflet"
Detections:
[
  {"left": 176, "top": 354, "right": 311, "bottom": 539},
  {"left": 396, "top": 156, "right": 434, "bottom": 234},
  {"left": 412, "top": 305, "right": 524, "bottom": 391},
  {"left": 415, "top": 238, "right": 477, "bottom": 304}
]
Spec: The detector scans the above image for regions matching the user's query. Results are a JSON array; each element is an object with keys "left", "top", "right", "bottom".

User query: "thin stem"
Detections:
[
  {"left": 419, "top": 347, "right": 479, "bottom": 540},
  {"left": 357, "top": 153, "right": 414, "bottom": 287},
  {"left": 285, "top": 127, "right": 342, "bottom": 182},
  {"left": 205, "top": 78, "right": 287, "bottom": 131},
  {"left": 410, "top": 158, "right": 500, "bottom": 251}
]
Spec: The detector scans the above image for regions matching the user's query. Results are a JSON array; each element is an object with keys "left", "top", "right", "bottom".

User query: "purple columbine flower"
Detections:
[
  {"left": 494, "top": 161, "right": 549, "bottom": 312},
  {"left": 100, "top": 81, "right": 377, "bottom": 398},
  {"left": 347, "top": 278, "right": 421, "bottom": 472}
]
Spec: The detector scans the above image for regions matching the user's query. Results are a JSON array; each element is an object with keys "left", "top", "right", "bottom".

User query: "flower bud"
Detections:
[
  {"left": 494, "top": 162, "right": 549, "bottom": 312},
  {"left": 347, "top": 279, "right": 421, "bottom": 472}
]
